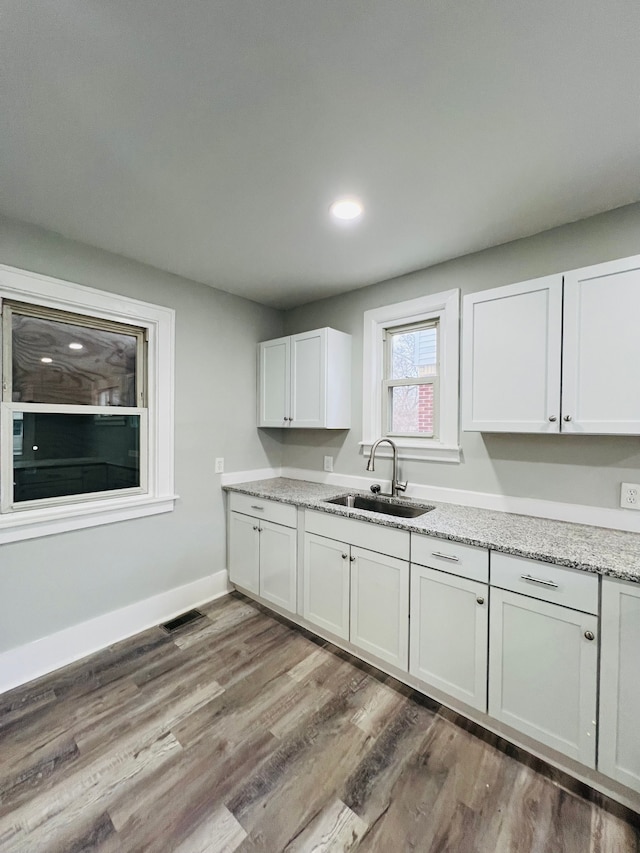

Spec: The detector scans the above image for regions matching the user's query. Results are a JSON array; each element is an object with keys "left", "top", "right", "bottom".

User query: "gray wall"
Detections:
[
  {"left": 0, "top": 215, "right": 283, "bottom": 652},
  {"left": 281, "top": 203, "right": 640, "bottom": 509}
]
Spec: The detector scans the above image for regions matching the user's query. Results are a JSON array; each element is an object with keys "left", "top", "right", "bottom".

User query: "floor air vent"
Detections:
[{"left": 160, "top": 609, "right": 205, "bottom": 633}]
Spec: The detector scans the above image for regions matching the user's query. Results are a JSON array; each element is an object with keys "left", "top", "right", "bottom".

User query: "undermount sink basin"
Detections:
[{"left": 325, "top": 494, "right": 434, "bottom": 518}]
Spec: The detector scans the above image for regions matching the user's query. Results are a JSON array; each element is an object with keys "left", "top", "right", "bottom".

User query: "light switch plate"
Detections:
[{"left": 215, "top": 458, "right": 224, "bottom": 474}]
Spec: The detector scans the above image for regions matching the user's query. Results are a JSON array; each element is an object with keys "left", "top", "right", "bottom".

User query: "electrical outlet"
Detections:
[
  {"left": 620, "top": 482, "right": 640, "bottom": 509},
  {"left": 215, "top": 457, "right": 224, "bottom": 474},
  {"left": 323, "top": 455, "right": 334, "bottom": 473}
]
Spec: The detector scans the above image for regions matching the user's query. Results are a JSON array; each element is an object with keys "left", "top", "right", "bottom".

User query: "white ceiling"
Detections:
[{"left": 1, "top": 1, "right": 639, "bottom": 309}]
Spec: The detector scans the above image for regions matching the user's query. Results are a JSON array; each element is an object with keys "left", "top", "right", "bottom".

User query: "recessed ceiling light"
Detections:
[
  {"left": 329, "top": 198, "right": 363, "bottom": 222},
  {"left": 68, "top": 342, "right": 83, "bottom": 350},
  {"left": 40, "top": 357, "right": 53, "bottom": 364}
]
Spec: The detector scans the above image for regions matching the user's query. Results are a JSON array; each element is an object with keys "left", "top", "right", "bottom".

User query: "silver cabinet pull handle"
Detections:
[
  {"left": 350, "top": 556, "right": 356, "bottom": 562},
  {"left": 476, "top": 596, "right": 485, "bottom": 605},
  {"left": 252, "top": 525, "right": 258, "bottom": 531},
  {"left": 563, "top": 415, "right": 572, "bottom": 422},
  {"left": 250, "top": 505, "right": 265, "bottom": 511},
  {"left": 584, "top": 630, "right": 595, "bottom": 641},
  {"left": 548, "top": 415, "right": 557, "bottom": 422},
  {"left": 431, "top": 552, "right": 459, "bottom": 562},
  {"left": 521, "top": 574, "right": 559, "bottom": 588},
  {"left": 341, "top": 553, "right": 348, "bottom": 559}
]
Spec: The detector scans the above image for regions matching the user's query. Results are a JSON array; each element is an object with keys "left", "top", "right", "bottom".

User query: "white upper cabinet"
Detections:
[
  {"left": 258, "top": 327, "right": 351, "bottom": 428},
  {"left": 462, "top": 254, "right": 640, "bottom": 434},
  {"left": 462, "top": 275, "right": 563, "bottom": 432},
  {"left": 562, "top": 257, "right": 640, "bottom": 434}
]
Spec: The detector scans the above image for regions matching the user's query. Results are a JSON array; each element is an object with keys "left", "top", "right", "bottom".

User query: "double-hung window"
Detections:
[
  {"left": 0, "top": 264, "right": 176, "bottom": 543},
  {"left": 383, "top": 320, "right": 439, "bottom": 438},
  {"left": 362, "top": 289, "right": 460, "bottom": 462},
  {"left": 3, "top": 302, "right": 147, "bottom": 508}
]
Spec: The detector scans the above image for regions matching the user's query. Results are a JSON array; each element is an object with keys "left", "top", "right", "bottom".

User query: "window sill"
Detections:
[
  {"left": 359, "top": 440, "right": 461, "bottom": 464},
  {"left": 0, "top": 494, "right": 179, "bottom": 544}
]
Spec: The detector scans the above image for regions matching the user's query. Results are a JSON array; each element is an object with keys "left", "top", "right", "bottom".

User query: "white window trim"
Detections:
[
  {"left": 0, "top": 264, "right": 177, "bottom": 543},
  {"left": 361, "top": 289, "right": 460, "bottom": 463}
]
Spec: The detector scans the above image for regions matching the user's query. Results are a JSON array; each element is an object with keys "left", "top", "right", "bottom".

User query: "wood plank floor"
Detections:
[{"left": 1, "top": 593, "right": 638, "bottom": 853}]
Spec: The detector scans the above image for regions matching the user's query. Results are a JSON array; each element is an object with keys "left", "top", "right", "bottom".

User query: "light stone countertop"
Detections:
[{"left": 223, "top": 477, "right": 640, "bottom": 584}]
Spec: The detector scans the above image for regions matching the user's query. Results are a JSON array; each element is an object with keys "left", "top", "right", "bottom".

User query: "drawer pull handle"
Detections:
[
  {"left": 250, "top": 505, "right": 265, "bottom": 511},
  {"left": 521, "top": 574, "right": 558, "bottom": 589},
  {"left": 432, "top": 552, "right": 460, "bottom": 562},
  {"left": 584, "top": 630, "right": 595, "bottom": 641}
]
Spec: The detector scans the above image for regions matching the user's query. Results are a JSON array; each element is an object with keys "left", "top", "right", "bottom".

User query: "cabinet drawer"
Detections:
[
  {"left": 491, "top": 552, "right": 598, "bottom": 614},
  {"left": 411, "top": 534, "right": 488, "bottom": 583},
  {"left": 229, "top": 492, "right": 297, "bottom": 528},
  {"left": 305, "top": 510, "right": 410, "bottom": 560}
]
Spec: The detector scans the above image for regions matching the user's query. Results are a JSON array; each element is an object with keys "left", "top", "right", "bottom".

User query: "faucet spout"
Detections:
[{"left": 366, "top": 438, "right": 408, "bottom": 497}]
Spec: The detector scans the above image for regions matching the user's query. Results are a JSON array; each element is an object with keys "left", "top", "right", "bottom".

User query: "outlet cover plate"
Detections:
[{"left": 620, "top": 482, "right": 640, "bottom": 510}]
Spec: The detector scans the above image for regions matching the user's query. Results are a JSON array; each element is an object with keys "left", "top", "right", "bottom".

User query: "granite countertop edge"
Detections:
[{"left": 223, "top": 478, "right": 640, "bottom": 584}]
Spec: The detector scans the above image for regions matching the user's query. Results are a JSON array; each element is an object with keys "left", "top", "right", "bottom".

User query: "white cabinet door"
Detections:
[
  {"left": 562, "top": 255, "right": 640, "bottom": 434},
  {"left": 290, "top": 329, "right": 325, "bottom": 428},
  {"left": 410, "top": 565, "right": 488, "bottom": 711},
  {"left": 259, "top": 519, "right": 297, "bottom": 614},
  {"left": 489, "top": 589, "right": 598, "bottom": 767},
  {"left": 303, "top": 533, "right": 350, "bottom": 640},
  {"left": 462, "top": 275, "right": 563, "bottom": 432},
  {"left": 350, "top": 546, "right": 409, "bottom": 670},
  {"left": 258, "top": 337, "right": 290, "bottom": 427},
  {"left": 599, "top": 578, "right": 640, "bottom": 791},
  {"left": 228, "top": 511, "right": 260, "bottom": 594}
]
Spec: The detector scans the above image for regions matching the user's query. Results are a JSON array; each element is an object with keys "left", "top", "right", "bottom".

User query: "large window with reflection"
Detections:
[{"left": 2, "top": 302, "right": 147, "bottom": 510}]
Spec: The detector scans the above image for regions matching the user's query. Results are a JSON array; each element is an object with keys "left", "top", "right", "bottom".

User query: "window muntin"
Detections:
[
  {"left": 2, "top": 301, "right": 147, "bottom": 512},
  {"left": 383, "top": 320, "right": 439, "bottom": 438}
]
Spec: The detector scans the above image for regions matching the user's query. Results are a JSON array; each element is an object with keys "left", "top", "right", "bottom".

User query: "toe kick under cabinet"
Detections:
[{"left": 489, "top": 553, "right": 599, "bottom": 768}]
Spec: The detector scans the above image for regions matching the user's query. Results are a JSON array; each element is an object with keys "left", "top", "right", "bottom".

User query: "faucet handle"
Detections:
[
  {"left": 370, "top": 483, "right": 381, "bottom": 494},
  {"left": 394, "top": 480, "right": 408, "bottom": 494}
]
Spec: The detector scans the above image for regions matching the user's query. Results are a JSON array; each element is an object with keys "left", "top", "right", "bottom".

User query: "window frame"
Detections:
[
  {"left": 362, "top": 289, "right": 460, "bottom": 463},
  {"left": 0, "top": 264, "right": 176, "bottom": 543}
]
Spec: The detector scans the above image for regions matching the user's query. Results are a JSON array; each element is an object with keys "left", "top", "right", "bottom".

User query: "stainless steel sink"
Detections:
[{"left": 325, "top": 494, "right": 434, "bottom": 518}]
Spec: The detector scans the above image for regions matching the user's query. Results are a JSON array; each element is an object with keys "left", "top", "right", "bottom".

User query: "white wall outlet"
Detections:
[
  {"left": 215, "top": 457, "right": 224, "bottom": 474},
  {"left": 323, "top": 455, "right": 334, "bottom": 473},
  {"left": 620, "top": 482, "right": 640, "bottom": 509}
]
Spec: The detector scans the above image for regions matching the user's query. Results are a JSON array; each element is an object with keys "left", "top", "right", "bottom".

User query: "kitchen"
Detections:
[{"left": 1, "top": 1, "right": 640, "bottom": 850}]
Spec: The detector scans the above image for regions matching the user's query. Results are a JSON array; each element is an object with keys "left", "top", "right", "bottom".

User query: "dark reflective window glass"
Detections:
[
  {"left": 12, "top": 314, "right": 139, "bottom": 406},
  {"left": 13, "top": 412, "right": 140, "bottom": 503}
]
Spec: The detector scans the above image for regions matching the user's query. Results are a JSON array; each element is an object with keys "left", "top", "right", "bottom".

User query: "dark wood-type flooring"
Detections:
[{"left": 1, "top": 593, "right": 639, "bottom": 852}]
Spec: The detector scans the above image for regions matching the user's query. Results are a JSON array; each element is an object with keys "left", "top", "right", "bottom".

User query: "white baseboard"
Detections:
[
  {"left": 220, "top": 467, "right": 282, "bottom": 486},
  {"left": 280, "top": 467, "right": 640, "bottom": 533},
  {"left": 0, "top": 571, "right": 231, "bottom": 695}
]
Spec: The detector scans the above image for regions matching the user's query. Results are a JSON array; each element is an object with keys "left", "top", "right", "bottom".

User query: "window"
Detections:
[
  {"left": 362, "top": 289, "right": 460, "bottom": 462},
  {"left": 0, "top": 264, "right": 176, "bottom": 543}
]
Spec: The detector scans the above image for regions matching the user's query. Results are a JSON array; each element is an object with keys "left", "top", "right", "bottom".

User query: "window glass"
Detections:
[
  {"left": 389, "top": 325, "right": 437, "bottom": 380},
  {"left": 389, "top": 384, "right": 435, "bottom": 435},
  {"left": 11, "top": 313, "right": 139, "bottom": 406},
  {"left": 12, "top": 412, "right": 140, "bottom": 503}
]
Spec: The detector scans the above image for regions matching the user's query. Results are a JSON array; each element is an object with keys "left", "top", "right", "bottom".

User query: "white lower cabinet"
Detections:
[
  {"left": 489, "top": 587, "right": 598, "bottom": 767},
  {"left": 350, "top": 546, "right": 409, "bottom": 670},
  {"left": 598, "top": 577, "right": 640, "bottom": 793},
  {"left": 228, "top": 509, "right": 297, "bottom": 613},
  {"left": 228, "top": 511, "right": 260, "bottom": 595},
  {"left": 303, "top": 532, "right": 350, "bottom": 640},
  {"left": 259, "top": 519, "right": 297, "bottom": 612},
  {"left": 410, "top": 564, "right": 488, "bottom": 711}
]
